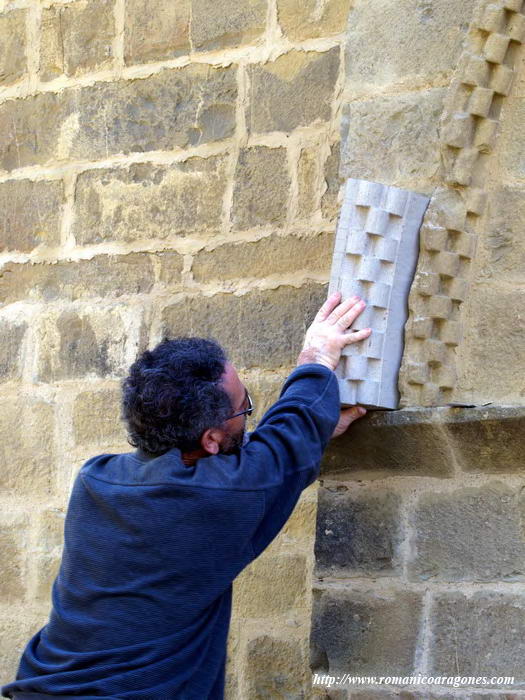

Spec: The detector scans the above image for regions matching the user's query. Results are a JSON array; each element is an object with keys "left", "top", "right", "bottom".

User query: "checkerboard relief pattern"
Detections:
[
  {"left": 328, "top": 178, "right": 429, "bottom": 409},
  {"left": 400, "top": 0, "right": 525, "bottom": 406},
  {"left": 441, "top": 0, "right": 525, "bottom": 186}
]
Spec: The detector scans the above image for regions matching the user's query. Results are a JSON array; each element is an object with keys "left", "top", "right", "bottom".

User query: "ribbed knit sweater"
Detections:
[{"left": 2, "top": 363, "right": 339, "bottom": 700}]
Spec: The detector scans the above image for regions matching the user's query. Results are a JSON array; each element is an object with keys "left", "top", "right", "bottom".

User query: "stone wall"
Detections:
[
  {"left": 0, "top": 0, "right": 350, "bottom": 696},
  {"left": 312, "top": 0, "right": 525, "bottom": 698},
  {"left": 1, "top": 0, "right": 524, "bottom": 698},
  {"left": 316, "top": 405, "right": 525, "bottom": 698}
]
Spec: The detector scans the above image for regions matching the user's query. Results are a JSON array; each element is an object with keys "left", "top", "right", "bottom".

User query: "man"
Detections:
[{"left": 2, "top": 291, "right": 371, "bottom": 700}]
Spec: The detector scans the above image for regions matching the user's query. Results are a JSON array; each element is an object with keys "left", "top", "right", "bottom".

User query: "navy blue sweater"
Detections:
[{"left": 2, "top": 363, "right": 339, "bottom": 700}]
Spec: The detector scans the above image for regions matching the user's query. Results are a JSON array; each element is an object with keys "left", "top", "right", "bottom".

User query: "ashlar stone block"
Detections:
[
  {"left": 481, "top": 187, "right": 525, "bottom": 283},
  {"left": 34, "top": 508, "right": 65, "bottom": 604},
  {"left": 246, "top": 48, "right": 340, "bottom": 134},
  {"left": 314, "top": 487, "right": 403, "bottom": 577},
  {"left": 0, "top": 319, "right": 26, "bottom": 381},
  {"left": 310, "top": 587, "right": 422, "bottom": 676},
  {"left": 162, "top": 283, "right": 327, "bottom": 369},
  {"left": 73, "top": 387, "right": 127, "bottom": 446},
  {"left": 0, "top": 615, "right": 43, "bottom": 685},
  {"left": 321, "top": 407, "right": 455, "bottom": 479},
  {"left": 0, "top": 393, "right": 55, "bottom": 495},
  {"left": 297, "top": 146, "right": 319, "bottom": 220},
  {"left": 0, "top": 9, "right": 27, "bottom": 86},
  {"left": 0, "top": 254, "right": 157, "bottom": 304},
  {"left": 231, "top": 147, "right": 290, "bottom": 230},
  {"left": 344, "top": 0, "right": 477, "bottom": 87},
  {"left": 233, "top": 553, "right": 308, "bottom": 617},
  {"left": 37, "top": 307, "right": 129, "bottom": 381},
  {"left": 74, "top": 158, "right": 228, "bottom": 244},
  {"left": 446, "top": 405, "right": 525, "bottom": 474},
  {"left": 277, "top": 0, "right": 351, "bottom": 41},
  {"left": 0, "top": 66, "right": 237, "bottom": 171},
  {"left": 329, "top": 179, "right": 429, "bottom": 408},
  {"left": 458, "top": 286, "right": 525, "bottom": 403},
  {"left": 321, "top": 142, "right": 341, "bottom": 222},
  {"left": 124, "top": 0, "right": 190, "bottom": 65},
  {"left": 341, "top": 89, "right": 446, "bottom": 185},
  {"left": 0, "top": 517, "right": 29, "bottom": 601},
  {"left": 40, "top": 0, "right": 115, "bottom": 80},
  {"left": 245, "top": 635, "right": 308, "bottom": 699},
  {"left": 0, "top": 179, "right": 64, "bottom": 252},
  {"left": 191, "top": 0, "right": 266, "bottom": 52},
  {"left": 407, "top": 482, "right": 525, "bottom": 582},
  {"left": 192, "top": 231, "right": 333, "bottom": 282},
  {"left": 429, "top": 591, "right": 525, "bottom": 684}
]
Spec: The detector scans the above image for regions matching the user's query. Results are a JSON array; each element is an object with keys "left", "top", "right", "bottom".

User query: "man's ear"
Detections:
[{"left": 200, "top": 427, "right": 225, "bottom": 455}]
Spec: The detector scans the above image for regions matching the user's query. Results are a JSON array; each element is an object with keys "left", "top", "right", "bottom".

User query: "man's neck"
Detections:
[{"left": 180, "top": 449, "right": 208, "bottom": 466}]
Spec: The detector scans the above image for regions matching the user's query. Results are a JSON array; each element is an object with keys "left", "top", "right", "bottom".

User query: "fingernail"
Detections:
[{"left": 358, "top": 407, "right": 367, "bottom": 415}]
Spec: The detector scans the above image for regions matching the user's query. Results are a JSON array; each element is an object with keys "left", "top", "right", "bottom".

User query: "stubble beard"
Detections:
[{"left": 219, "top": 428, "right": 245, "bottom": 455}]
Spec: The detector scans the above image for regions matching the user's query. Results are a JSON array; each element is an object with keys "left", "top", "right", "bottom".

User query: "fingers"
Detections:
[
  {"left": 326, "top": 294, "right": 362, "bottom": 325},
  {"left": 313, "top": 291, "right": 342, "bottom": 323},
  {"left": 335, "top": 299, "right": 367, "bottom": 329},
  {"left": 342, "top": 327, "right": 372, "bottom": 344},
  {"left": 347, "top": 406, "right": 367, "bottom": 424},
  {"left": 334, "top": 406, "right": 367, "bottom": 436}
]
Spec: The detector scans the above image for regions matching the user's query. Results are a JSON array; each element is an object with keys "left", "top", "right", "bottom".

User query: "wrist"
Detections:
[{"left": 296, "top": 347, "right": 335, "bottom": 371}]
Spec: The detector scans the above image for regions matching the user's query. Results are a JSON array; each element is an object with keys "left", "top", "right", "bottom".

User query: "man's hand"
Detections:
[
  {"left": 297, "top": 291, "right": 371, "bottom": 437},
  {"left": 297, "top": 290, "right": 371, "bottom": 371},
  {"left": 330, "top": 406, "right": 367, "bottom": 439}
]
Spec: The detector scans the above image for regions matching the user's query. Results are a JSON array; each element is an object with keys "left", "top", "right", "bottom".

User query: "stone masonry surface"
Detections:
[
  {"left": 313, "top": 0, "right": 525, "bottom": 695},
  {"left": 399, "top": 0, "right": 525, "bottom": 406},
  {"left": 0, "top": 0, "right": 524, "bottom": 697},
  {"left": 0, "top": 0, "right": 345, "bottom": 697}
]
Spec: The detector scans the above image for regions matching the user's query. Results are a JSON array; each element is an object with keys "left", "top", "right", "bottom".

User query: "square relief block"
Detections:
[{"left": 329, "top": 178, "right": 429, "bottom": 409}]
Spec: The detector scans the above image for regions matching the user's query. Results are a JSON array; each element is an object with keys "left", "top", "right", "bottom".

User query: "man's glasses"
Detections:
[{"left": 228, "top": 390, "right": 254, "bottom": 419}]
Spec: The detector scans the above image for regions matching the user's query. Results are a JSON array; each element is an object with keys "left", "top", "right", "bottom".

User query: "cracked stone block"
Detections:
[{"left": 328, "top": 179, "right": 429, "bottom": 408}]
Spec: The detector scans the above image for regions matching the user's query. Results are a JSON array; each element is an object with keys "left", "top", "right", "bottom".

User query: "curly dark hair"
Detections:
[{"left": 121, "top": 337, "right": 233, "bottom": 455}]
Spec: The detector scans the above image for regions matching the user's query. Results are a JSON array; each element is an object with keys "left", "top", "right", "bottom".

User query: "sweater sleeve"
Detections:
[
  {"left": 243, "top": 362, "right": 340, "bottom": 558},
  {"left": 171, "top": 363, "right": 340, "bottom": 564},
  {"left": 185, "top": 362, "right": 340, "bottom": 492}
]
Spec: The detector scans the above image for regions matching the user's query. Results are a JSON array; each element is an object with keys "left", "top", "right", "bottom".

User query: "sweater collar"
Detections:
[{"left": 134, "top": 447, "right": 179, "bottom": 462}]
